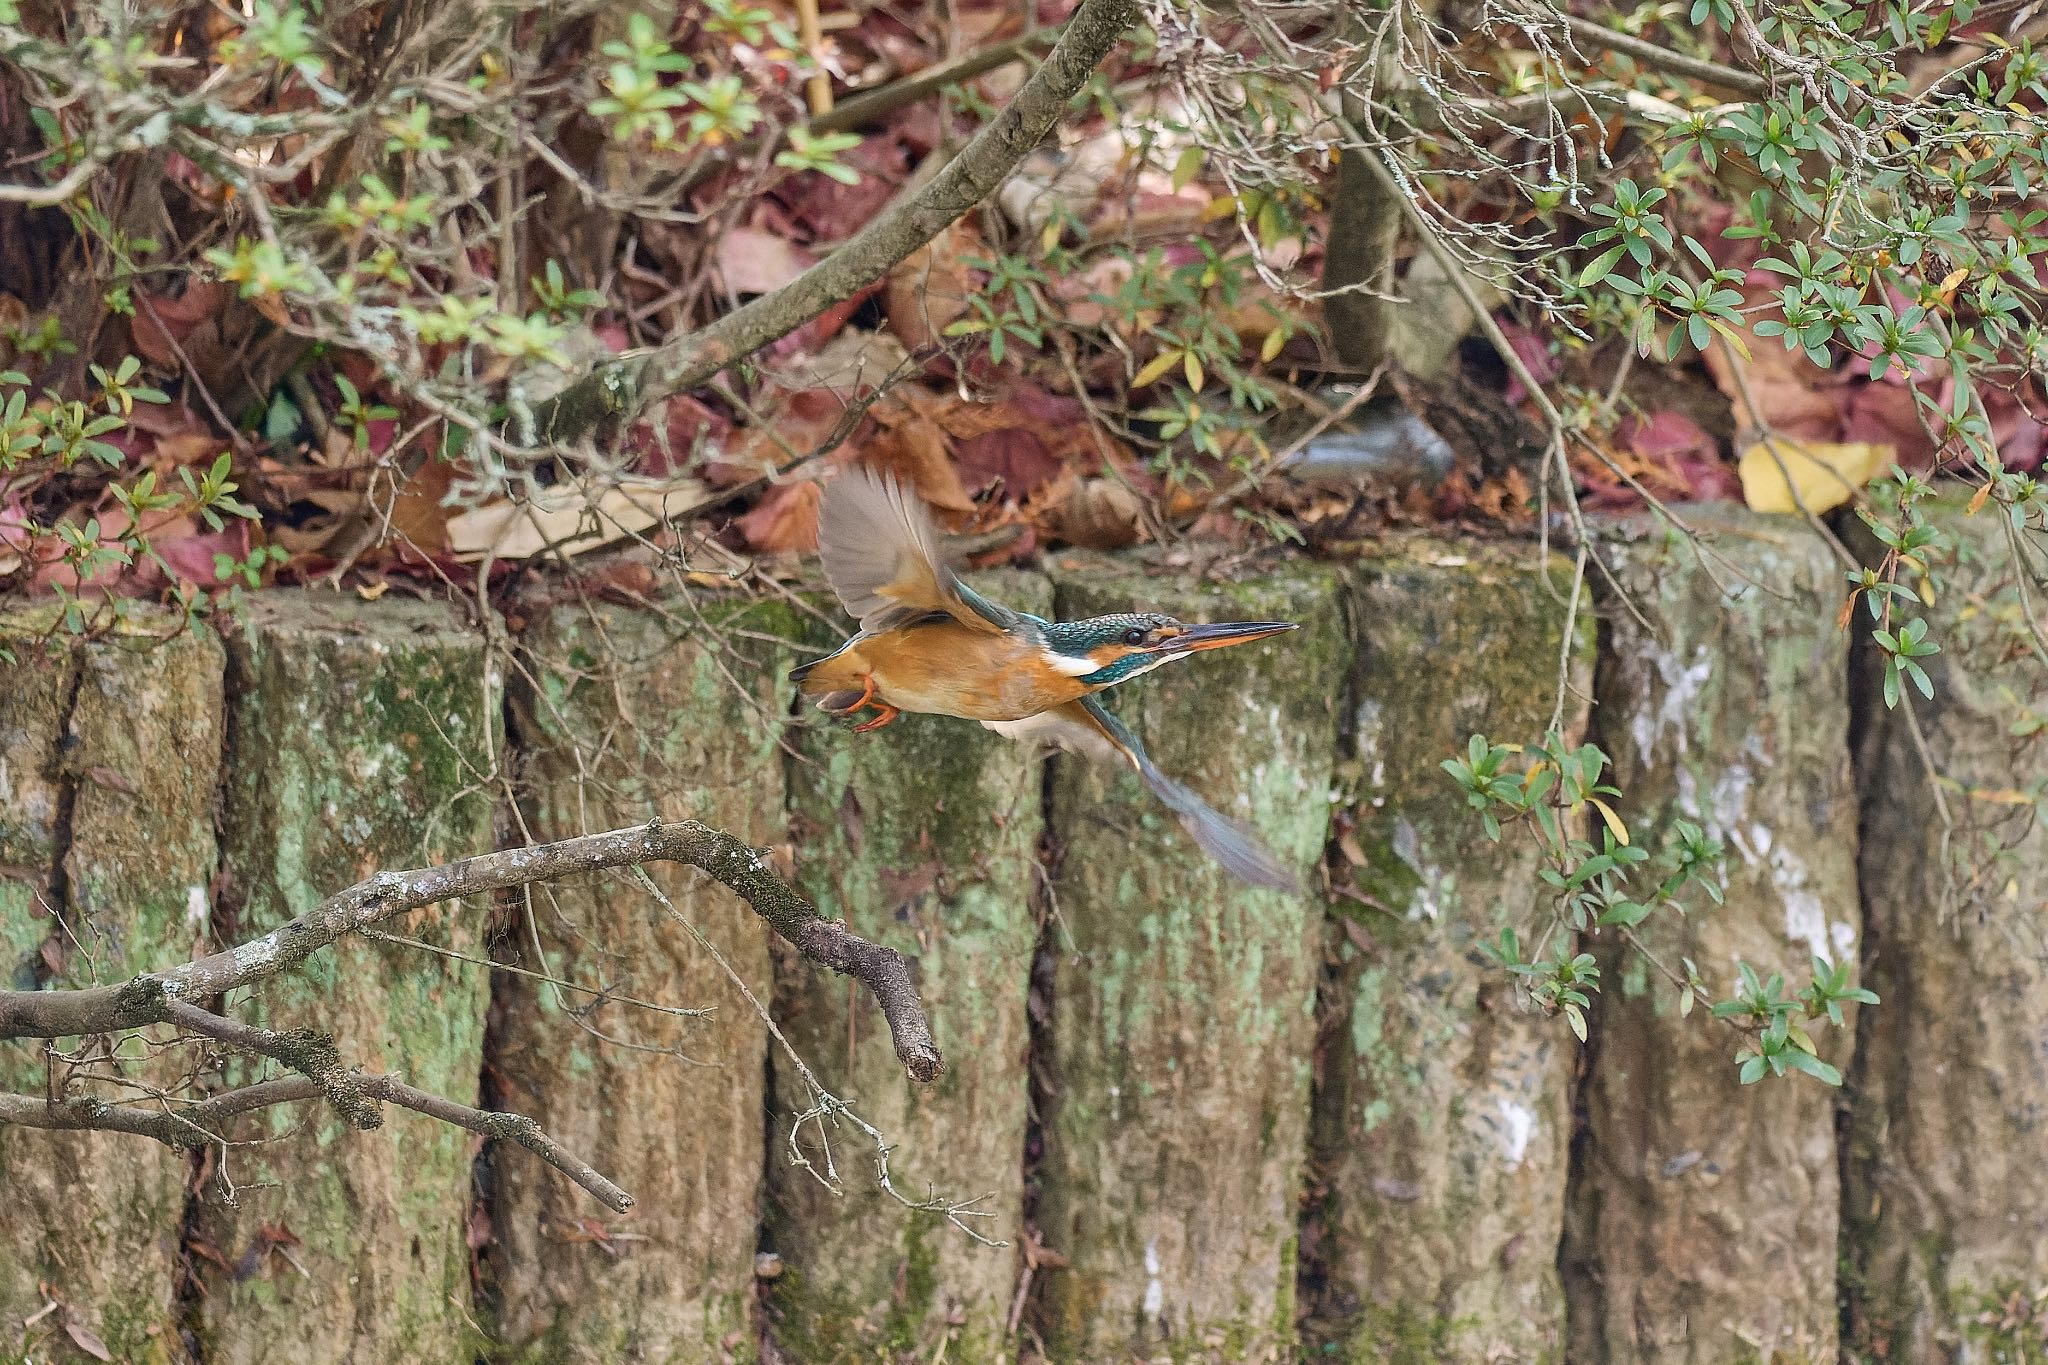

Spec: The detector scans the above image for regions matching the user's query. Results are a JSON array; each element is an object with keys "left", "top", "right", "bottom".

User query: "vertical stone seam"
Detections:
[
  {"left": 1294, "top": 563, "right": 1365, "bottom": 1341},
  {"left": 1017, "top": 751, "right": 1062, "bottom": 1343},
  {"left": 175, "top": 617, "right": 247, "bottom": 1364},
  {"left": 758, "top": 681, "right": 810, "bottom": 1360},
  {"left": 33, "top": 642, "right": 87, "bottom": 989},
  {"left": 1554, "top": 583, "right": 1642, "bottom": 1365},
  {"left": 471, "top": 626, "right": 531, "bottom": 1340},
  {"left": 1837, "top": 547, "right": 1889, "bottom": 1353}
]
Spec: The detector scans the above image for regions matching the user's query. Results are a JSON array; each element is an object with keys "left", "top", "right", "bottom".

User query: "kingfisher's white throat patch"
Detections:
[{"left": 1046, "top": 650, "right": 1103, "bottom": 677}]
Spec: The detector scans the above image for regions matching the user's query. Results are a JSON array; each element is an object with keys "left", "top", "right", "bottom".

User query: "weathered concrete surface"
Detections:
[
  {"left": 196, "top": 595, "right": 498, "bottom": 1364},
  {"left": 1842, "top": 505, "right": 2048, "bottom": 1360},
  {"left": 491, "top": 600, "right": 794, "bottom": 1363},
  {"left": 1307, "top": 541, "right": 1591, "bottom": 1363},
  {"left": 1033, "top": 558, "right": 1346, "bottom": 1363},
  {"left": 767, "top": 574, "right": 1048, "bottom": 1362},
  {"left": 1563, "top": 508, "right": 1858, "bottom": 1364},
  {"left": 0, "top": 615, "right": 224, "bottom": 1361}
]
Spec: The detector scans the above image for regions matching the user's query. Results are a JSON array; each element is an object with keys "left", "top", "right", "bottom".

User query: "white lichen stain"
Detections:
[
  {"left": 1830, "top": 920, "right": 1857, "bottom": 961},
  {"left": 1493, "top": 1097, "right": 1535, "bottom": 1170},
  {"left": 1766, "top": 836, "right": 1837, "bottom": 965},
  {"left": 1142, "top": 1236, "right": 1164, "bottom": 1321},
  {"left": 184, "top": 884, "right": 208, "bottom": 934},
  {"left": 1353, "top": 699, "right": 1384, "bottom": 765},
  {"left": 1630, "top": 640, "right": 1713, "bottom": 761},
  {"left": 1391, "top": 817, "right": 1449, "bottom": 920},
  {"left": 233, "top": 932, "right": 281, "bottom": 974}
]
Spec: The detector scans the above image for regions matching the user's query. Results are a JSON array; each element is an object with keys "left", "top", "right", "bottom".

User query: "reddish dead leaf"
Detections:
[
  {"left": 1498, "top": 322, "right": 1561, "bottom": 406},
  {"left": 880, "top": 860, "right": 941, "bottom": 905},
  {"left": 149, "top": 516, "right": 250, "bottom": 587},
  {"left": 735, "top": 479, "right": 823, "bottom": 553},
  {"left": 130, "top": 280, "right": 224, "bottom": 368},
  {"left": 630, "top": 394, "right": 733, "bottom": 477},
  {"left": 777, "top": 135, "right": 907, "bottom": 239},
  {"left": 1700, "top": 270, "right": 1845, "bottom": 441},
  {"left": 954, "top": 426, "right": 1065, "bottom": 501},
  {"left": 85, "top": 765, "right": 138, "bottom": 795},
  {"left": 1838, "top": 382, "right": 1937, "bottom": 469},
  {"left": 716, "top": 225, "right": 815, "bottom": 295},
  {"left": 769, "top": 281, "right": 883, "bottom": 360}
]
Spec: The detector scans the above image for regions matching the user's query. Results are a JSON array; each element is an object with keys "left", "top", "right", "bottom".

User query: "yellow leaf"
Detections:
[
  {"left": 1937, "top": 266, "right": 1970, "bottom": 308},
  {"left": 1200, "top": 196, "right": 1239, "bottom": 224},
  {"left": 1041, "top": 219, "right": 1063, "bottom": 254},
  {"left": 1171, "top": 146, "right": 1205, "bottom": 193},
  {"left": 1260, "top": 326, "right": 1286, "bottom": 364},
  {"left": 1737, "top": 438, "right": 1892, "bottom": 515},
  {"left": 1184, "top": 351, "right": 1204, "bottom": 390},
  {"left": 1132, "top": 349, "right": 1181, "bottom": 390},
  {"left": 1589, "top": 796, "right": 1630, "bottom": 846},
  {"left": 1707, "top": 317, "right": 1752, "bottom": 362},
  {"left": 1967, "top": 480, "right": 1993, "bottom": 515}
]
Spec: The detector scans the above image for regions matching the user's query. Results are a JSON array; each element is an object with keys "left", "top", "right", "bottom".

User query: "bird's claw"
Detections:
[{"left": 850, "top": 704, "right": 900, "bottom": 733}]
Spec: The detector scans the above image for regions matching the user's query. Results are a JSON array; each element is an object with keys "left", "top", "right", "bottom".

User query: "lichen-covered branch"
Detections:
[
  {"left": 0, "top": 1073, "right": 635, "bottom": 1213},
  {"left": 0, "top": 818, "right": 944, "bottom": 1208},
  {"left": 524, "top": 0, "right": 1140, "bottom": 446}
]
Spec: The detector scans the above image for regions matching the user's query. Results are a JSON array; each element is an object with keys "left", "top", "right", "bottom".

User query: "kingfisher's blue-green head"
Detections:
[{"left": 1040, "top": 611, "right": 1297, "bottom": 688}]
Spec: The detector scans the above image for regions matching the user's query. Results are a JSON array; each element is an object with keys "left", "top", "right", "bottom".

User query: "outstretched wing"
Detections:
[
  {"left": 817, "top": 467, "right": 1016, "bottom": 634},
  {"left": 985, "top": 696, "right": 1302, "bottom": 893}
]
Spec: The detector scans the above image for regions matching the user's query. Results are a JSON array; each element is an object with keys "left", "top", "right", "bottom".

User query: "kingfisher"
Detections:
[{"left": 790, "top": 466, "right": 1301, "bottom": 890}]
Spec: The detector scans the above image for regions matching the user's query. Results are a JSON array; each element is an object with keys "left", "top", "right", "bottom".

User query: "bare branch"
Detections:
[
  {"left": 1556, "top": 13, "right": 1771, "bottom": 100},
  {"left": 0, "top": 819, "right": 941, "bottom": 1080},
  {"left": 523, "top": 0, "right": 1140, "bottom": 447},
  {"left": 0, "top": 818, "right": 946, "bottom": 1211},
  {"left": 0, "top": 1073, "right": 634, "bottom": 1213}
]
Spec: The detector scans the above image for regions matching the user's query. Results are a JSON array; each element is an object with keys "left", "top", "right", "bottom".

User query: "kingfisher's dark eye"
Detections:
[{"left": 1122, "top": 627, "right": 1147, "bottom": 646}]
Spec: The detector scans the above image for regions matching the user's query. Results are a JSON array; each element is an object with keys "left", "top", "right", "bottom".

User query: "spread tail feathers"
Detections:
[{"left": 984, "top": 696, "right": 1301, "bottom": 893}]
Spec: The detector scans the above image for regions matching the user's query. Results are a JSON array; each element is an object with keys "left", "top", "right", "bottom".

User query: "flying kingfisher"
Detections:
[{"left": 790, "top": 467, "right": 1301, "bottom": 890}]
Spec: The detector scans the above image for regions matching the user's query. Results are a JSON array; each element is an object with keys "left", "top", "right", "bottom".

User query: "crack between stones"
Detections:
[
  {"left": 1837, "top": 523, "right": 1888, "bottom": 1357},
  {"left": 33, "top": 642, "right": 87, "bottom": 990},
  {"left": 171, "top": 624, "right": 252, "bottom": 1365},
  {"left": 1292, "top": 569, "right": 1362, "bottom": 1351},
  {"left": 468, "top": 632, "right": 530, "bottom": 1346},
  {"left": 1015, "top": 747, "right": 1062, "bottom": 1357}
]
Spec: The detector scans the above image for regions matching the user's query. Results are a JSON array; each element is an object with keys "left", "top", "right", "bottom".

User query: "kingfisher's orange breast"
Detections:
[{"left": 800, "top": 621, "right": 1090, "bottom": 722}]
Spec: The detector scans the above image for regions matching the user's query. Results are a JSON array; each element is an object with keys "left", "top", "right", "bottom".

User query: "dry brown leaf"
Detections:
[
  {"left": 446, "top": 476, "right": 711, "bottom": 563},
  {"left": 882, "top": 220, "right": 980, "bottom": 352},
  {"left": 736, "top": 479, "right": 824, "bottom": 554},
  {"left": 383, "top": 453, "right": 455, "bottom": 556},
  {"left": 862, "top": 403, "right": 976, "bottom": 514},
  {"left": 152, "top": 430, "right": 227, "bottom": 467},
  {"left": 1049, "top": 476, "right": 1144, "bottom": 549},
  {"left": 62, "top": 1316, "right": 113, "bottom": 1363}
]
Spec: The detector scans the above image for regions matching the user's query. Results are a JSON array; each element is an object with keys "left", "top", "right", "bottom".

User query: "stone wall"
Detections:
[{"left": 0, "top": 506, "right": 2039, "bottom": 1363}]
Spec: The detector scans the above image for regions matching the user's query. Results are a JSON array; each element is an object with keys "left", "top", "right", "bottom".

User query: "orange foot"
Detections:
[{"left": 851, "top": 703, "right": 900, "bottom": 733}]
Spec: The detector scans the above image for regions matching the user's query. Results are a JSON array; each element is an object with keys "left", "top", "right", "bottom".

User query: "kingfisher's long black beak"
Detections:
[{"left": 1158, "top": 621, "right": 1297, "bottom": 654}]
